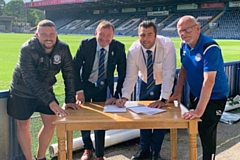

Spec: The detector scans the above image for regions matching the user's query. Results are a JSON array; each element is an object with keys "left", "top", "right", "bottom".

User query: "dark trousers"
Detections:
[
  {"left": 189, "top": 93, "right": 227, "bottom": 160},
  {"left": 140, "top": 129, "right": 166, "bottom": 152},
  {"left": 81, "top": 82, "right": 107, "bottom": 157},
  {"left": 81, "top": 130, "right": 105, "bottom": 157},
  {"left": 138, "top": 80, "right": 166, "bottom": 152}
]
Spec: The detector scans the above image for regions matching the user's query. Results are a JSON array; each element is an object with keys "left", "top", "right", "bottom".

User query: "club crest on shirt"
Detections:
[
  {"left": 182, "top": 50, "right": 186, "bottom": 56},
  {"left": 216, "top": 110, "right": 222, "bottom": 116},
  {"left": 195, "top": 53, "right": 202, "bottom": 62},
  {"left": 53, "top": 54, "right": 61, "bottom": 64}
]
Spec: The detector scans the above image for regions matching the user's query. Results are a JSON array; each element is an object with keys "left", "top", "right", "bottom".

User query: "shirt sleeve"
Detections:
[
  {"left": 160, "top": 40, "right": 176, "bottom": 99},
  {"left": 121, "top": 48, "right": 139, "bottom": 99}
]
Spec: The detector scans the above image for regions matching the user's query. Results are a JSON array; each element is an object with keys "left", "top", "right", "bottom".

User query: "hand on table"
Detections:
[
  {"left": 49, "top": 101, "right": 69, "bottom": 117},
  {"left": 76, "top": 92, "right": 85, "bottom": 105},
  {"left": 105, "top": 97, "right": 117, "bottom": 105},
  {"left": 148, "top": 100, "right": 166, "bottom": 108},
  {"left": 182, "top": 109, "right": 202, "bottom": 120}
]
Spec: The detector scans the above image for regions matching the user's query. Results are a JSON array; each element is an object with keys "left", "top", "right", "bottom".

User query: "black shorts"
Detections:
[{"left": 7, "top": 92, "right": 58, "bottom": 120}]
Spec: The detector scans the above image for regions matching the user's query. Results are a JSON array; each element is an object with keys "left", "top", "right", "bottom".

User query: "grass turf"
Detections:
[{"left": 0, "top": 33, "right": 239, "bottom": 158}]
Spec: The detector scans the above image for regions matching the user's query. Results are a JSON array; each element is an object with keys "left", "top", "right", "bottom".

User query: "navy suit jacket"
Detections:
[{"left": 73, "top": 37, "right": 126, "bottom": 98}]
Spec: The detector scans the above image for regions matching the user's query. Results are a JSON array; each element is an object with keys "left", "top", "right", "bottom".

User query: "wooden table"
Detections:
[{"left": 54, "top": 101, "right": 200, "bottom": 160}]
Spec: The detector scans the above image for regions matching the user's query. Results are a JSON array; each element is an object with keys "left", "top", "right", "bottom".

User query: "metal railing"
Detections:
[
  {"left": 0, "top": 60, "right": 239, "bottom": 159},
  {"left": 130, "top": 60, "right": 240, "bottom": 106}
]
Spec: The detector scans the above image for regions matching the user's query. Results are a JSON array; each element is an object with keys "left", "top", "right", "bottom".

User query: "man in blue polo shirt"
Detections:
[{"left": 169, "top": 15, "right": 229, "bottom": 160}]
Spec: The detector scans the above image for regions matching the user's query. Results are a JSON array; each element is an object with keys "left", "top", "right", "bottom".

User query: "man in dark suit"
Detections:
[{"left": 73, "top": 20, "right": 126, "bottom": 160}]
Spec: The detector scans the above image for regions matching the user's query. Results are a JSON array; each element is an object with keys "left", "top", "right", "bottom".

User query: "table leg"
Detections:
[
  {"left": 67, "top": 131, "right": 73, "bottom": 160},
  {"left": 188, "top": 121, "right": 198, "bottom": 160},
  {"left": 170, "top": 129, "right": 177, "bottom": 160},
  {"left": 57, "top": 124, "right": 66, "bottom": 160}
]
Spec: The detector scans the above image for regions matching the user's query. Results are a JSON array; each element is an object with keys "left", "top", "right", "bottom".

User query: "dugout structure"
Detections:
[{"left": 0, "top": 16, "right": 16, "bottom": 32}]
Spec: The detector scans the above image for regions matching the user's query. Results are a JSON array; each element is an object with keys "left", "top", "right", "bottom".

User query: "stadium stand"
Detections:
[
  {"left": 124, "top": 13, "right": 168, "bottom": 36},
  {"left": 210, "top": 9, "right": 240, "bottom": 39},
  {"left": 77, "top": 13, "right": 132, "bottom": 35},
  {"left": 53, "top": 9, "right": 224, "bottom": 38},
  {"left": 24, "top": 0, "right": 240, "bottom": 39},
  {"left": 159, "top": 9, "right": 222, "bottom": 37}
]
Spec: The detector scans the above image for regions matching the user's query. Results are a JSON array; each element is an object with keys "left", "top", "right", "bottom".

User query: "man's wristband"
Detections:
[{"left": 160, "top": 98, "right": 167, "bottom": 104}]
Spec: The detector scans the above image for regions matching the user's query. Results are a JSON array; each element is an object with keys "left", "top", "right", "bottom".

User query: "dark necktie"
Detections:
[
  {"left": 146, "top": 50, "right": 154, "bottom": 94},
  {"left": 97, "top": 48, "right": 106, "bottom": 86}
]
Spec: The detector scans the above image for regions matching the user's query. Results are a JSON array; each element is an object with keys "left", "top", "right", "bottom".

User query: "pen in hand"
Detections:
[
  {"left": 118, "top": 93, "right": 124, "bottom": 107},
  {"left": 118, "top": 93, "right": 122, "bottom": 102}
]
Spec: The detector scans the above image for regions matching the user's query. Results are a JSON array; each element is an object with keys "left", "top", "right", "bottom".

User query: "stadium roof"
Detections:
[{"left": 28, "top": 0, "right": 229, "bottom": 11}]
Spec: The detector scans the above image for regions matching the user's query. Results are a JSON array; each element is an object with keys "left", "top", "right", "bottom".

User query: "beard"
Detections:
[{"left": 41, "top": 41, "right": 55, "bottom": 50}]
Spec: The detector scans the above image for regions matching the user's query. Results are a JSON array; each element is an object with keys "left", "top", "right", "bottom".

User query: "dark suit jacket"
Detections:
[{"left": 73, "top": 37, "right": 126, "bottom": 98}]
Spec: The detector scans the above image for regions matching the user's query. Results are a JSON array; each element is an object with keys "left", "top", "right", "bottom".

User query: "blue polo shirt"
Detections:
[{"left": 180, "top": 33, "right": 229, "bottom": 99}]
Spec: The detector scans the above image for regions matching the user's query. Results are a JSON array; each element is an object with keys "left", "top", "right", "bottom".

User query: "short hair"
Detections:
[
  {"left": 138, "top": 20, "right": 157, "bottom": 35},
  {"left": 96, "top": 20, "right": 115, "bottom": 32},
  {"left": 36, "top": 19, "right": 56, "bottom": 33}
]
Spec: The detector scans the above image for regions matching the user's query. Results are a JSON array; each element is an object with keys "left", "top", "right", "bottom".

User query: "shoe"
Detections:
[
  {"left": 151, "top": 151, "right": 162, "bottom": 160},
  {"left": 80, "top": 149, "right": 93, "bottom": 160},
  {"left": 96, "top": 157, "right": 104, "bottom": 160},
  {"left": 34, "top": 156, "right": 47, "bottom": 160},
  {"left": 131, "top": 149, "right": 151, "bottom": 159}
]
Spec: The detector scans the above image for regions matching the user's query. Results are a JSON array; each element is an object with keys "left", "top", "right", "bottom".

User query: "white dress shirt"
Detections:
[
  {"left": 88, "top": 43, "right": 109, "bottom": 83},
  {"left": 77, "top": 43, "right": 109, "bottom": 93},
  {"left": 122, "top": 35, "right": 176, "bottom": 100}
]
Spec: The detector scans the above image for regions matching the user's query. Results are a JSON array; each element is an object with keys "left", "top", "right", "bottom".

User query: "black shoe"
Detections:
[
  {"left": 151, "top": 151, "right": 161, "bottom": 160},
  {"left": 131, "top": 149, "right": 151, "bottom": 159},
  {"left": 34, "top": 156, "right": 47, "bottom": 160}
]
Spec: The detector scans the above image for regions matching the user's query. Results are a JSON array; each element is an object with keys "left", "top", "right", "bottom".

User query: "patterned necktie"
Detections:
[
  {"left": 97, "top": 48, "right": 106, "bottom": 86},
  {"left": 146, "top": 50, "right": 154, "bottom": 94}
]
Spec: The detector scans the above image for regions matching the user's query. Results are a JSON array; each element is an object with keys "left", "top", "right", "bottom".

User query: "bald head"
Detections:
[
  {"left": 177, "top": 15, "right": 201, "bottom": 48},
  {"left": 177, "top": 15, "right": 198, "bottom": 27}
]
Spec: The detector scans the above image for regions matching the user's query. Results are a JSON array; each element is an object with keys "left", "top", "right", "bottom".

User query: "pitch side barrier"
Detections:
[
  {"left": 127, "top": 60, "right": 240, "bottom": 105},
  {"left": 0, "top": 60, "right": 239, "bottom": 159},
  {"left": 0, "top": 90, "right": 24, "bottom": 160}
]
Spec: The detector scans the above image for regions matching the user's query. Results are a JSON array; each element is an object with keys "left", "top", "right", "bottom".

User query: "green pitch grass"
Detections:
[
  {"left": 0, "top": 33, "right": 239, "bottom": 158},
  {"left": 1, "top": 33, "right": 239, "bottom": 92}
]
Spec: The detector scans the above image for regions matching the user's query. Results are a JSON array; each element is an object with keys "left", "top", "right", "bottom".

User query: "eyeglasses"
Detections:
[{"left": 178, "top": 24, "right": 197, "bottom": 34}]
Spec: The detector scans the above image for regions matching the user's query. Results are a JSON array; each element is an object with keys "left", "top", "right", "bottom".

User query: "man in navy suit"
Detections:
[{"left": 73, "top": 20, "right": 126, "bottom": 160}]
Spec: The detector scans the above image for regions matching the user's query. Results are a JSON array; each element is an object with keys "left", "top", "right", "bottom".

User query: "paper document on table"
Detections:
[
  {"left": 128, "top": 105, "right": 166, "bottom": 115},
  {"left": 103, "top": 105, "right": 126, "bottom": 113},
  {"left": 173, "top": 100, "right": 189, "bottom": 115},
  {"left": 124, "top": 101, "right": 145, "bottom": 108}
]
